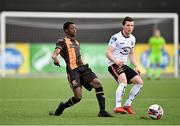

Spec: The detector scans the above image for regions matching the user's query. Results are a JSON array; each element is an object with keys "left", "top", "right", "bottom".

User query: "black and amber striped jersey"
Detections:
[{"left": 56, "top": 37, "right": 84, "bottom": 71}]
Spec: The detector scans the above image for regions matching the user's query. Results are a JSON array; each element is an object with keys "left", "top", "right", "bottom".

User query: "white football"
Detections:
[{"left": 148, "top": 104, "right": 164, "bottom": 120}]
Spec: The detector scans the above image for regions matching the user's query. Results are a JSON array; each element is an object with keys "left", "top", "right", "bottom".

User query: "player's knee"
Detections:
[
  {"left": 118, "top": 73, "right": 127, "bottom": 83},
  {"left": 71, "top": 80, "right": 81, "bottom": 89},
  {"left": 132, "top": 76, "right": 143, "bottom": 85},
  {"left": 118, "top": 77, "right": 127, "bottom": 84},
  {"left": 137, "top": 78, "right": 144, "bottom": 85},
  {"left": 134, "top": 77, "right": 143, "bottom": 85},
  {"left": 90, "top": 78, "right": 102, "bottom": 88}
]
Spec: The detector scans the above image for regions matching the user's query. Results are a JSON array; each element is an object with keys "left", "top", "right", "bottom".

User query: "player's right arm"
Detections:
[
  {"left": 52, "top": 48, "right": 61, "bottom": 67},
  {"left": 106, "top": 36, "right": 124, "bottom": 67},
  {"left": 52, "top": 38, "right": 65, "bottom": 67}
]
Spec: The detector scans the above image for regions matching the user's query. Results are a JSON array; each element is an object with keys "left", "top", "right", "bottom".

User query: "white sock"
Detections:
[
  {"left": 115, "top": 83, "right": 127, "bottom": 108},
  {"left": 124, "top": 84, "right": 143, "bottom": 106}
]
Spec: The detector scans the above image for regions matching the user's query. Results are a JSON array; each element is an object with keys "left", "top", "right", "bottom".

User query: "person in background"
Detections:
[{"left": 147, "top": 28, "right": 166, "bottom": 79}]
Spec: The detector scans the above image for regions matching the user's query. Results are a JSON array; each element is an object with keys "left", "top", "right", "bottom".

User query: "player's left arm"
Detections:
[
  {"left": 161, "top": 37, "right": 166, "bottom": 50},
  {"left": 129, "top": 48, "right": 141, "bottom": 75}
]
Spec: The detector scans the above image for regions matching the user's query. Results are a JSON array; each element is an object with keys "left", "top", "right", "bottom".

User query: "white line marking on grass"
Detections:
[
  {"left": 0, "top": 98, "right": 179, "bottom": 102},
  {"left": 0, "top": 124, "right": 179, "bottom": 126}
]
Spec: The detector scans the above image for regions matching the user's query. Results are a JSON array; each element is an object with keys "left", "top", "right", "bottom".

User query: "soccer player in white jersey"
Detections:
[{"left": 106, "top": 17, "right": 143, "bottom": 114}]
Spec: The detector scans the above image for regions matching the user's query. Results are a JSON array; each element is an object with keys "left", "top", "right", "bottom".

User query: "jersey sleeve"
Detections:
[
  {"left": 132, "top": 37, "right": 136, "bottom": 48},
  {"left": 55, "top": 38, "right": 65, "bottom": 49},
  {"left": 108, "top": 36, "right": 117, "bottom": 48}
]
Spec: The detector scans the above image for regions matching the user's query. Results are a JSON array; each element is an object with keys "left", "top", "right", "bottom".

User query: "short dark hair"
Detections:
[
  {"left": 63, "top": 22, "right": 74, "bottom": 31},
  {"left": 122, "top": 17, "right": 134, "bottom": 25}
]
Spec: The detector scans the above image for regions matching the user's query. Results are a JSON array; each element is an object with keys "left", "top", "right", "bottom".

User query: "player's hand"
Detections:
[
  {"left": 53, "top": 60, "right": 60, "bottom": 67},
  {"left": 54, "top": 62, "right": 60, "bottom": 67},
  {"left": 135, "top": 67, "right": 141, "bottom": 75},
  {"left": 116, "top": 61, "right": 124, "bottom": 67}
]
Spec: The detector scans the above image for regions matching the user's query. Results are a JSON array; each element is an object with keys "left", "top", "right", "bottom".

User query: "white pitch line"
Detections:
[
  {"left": 0, "top": 98, "right": 179, "bottom": 102},
  {"left": 1, "top": 125, "right": 180, "bottom": 126}
]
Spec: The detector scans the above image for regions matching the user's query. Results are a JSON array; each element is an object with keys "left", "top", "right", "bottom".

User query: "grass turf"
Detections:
[{"left": 0, "top": 77, "right": 180, "bottom": 125}]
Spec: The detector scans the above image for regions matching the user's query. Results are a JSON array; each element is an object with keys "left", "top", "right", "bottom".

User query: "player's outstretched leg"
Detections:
[
  {"left": 49, "top": 96, "right": 81, "bottom": 116},
  {"left": 95, "top": 86, "right": 113, "bottom": 117},
  {"left": 124, "top": 84, "right": 143, "bottom": 115},
  {"left": 49, "top": 102, "right": 65, "bottom": 116}
]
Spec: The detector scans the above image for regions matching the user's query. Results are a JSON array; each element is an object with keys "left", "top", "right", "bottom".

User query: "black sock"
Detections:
[
  {"left": 64, "top": 96, "right": 81, "bottom": 108},
  {"left": 95, "top": 87, "right": 105, "bottom": 112}
]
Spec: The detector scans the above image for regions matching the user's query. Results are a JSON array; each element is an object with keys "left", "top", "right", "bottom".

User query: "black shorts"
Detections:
[
  {"left": 108, "top": 64, "right": 137, "bottom": 84},
  {"left": 67, "top": 64, "right": 97, "bottom": 91}
]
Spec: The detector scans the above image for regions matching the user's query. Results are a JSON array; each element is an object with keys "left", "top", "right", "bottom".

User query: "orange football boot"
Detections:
[
  {"left": 123, "top": 106, "right": 136, "bottom": 115},
  {"left": 114, "top": 107, "right": 127, "bottom": 114}
]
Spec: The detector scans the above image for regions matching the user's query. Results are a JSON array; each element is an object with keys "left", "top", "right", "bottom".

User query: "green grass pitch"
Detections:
[{"left": 0, "top": 77, "right": 180, "bottom": 125}]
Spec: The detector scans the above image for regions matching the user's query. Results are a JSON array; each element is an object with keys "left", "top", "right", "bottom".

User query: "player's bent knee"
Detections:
[
  {"left": 118, "top": 75, "right": 127, "bottom": 84},
  {"left": 118, "top": 78, "right": 127, "bottom": 84},
  {"left": 137, "top": 78, "right": 144, "bottom": 85},
  {"left": 91, "top": 78, "right": 102, "bottom": 88},
  {"left": 131, "top": 76, "right": 143, "bottom": 84}
]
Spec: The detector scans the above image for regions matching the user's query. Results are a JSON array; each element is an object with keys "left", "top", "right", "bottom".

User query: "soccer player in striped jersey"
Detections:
[
  {"left": 49, "top": 22, "right": 113, "bottom": 117},
  {"left": 106, "top": 17, "right": 144, "bottom": 114}
]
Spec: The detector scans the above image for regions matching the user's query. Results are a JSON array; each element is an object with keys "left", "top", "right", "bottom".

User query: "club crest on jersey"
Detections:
[
  {"left": 112, "top": 37, "right": 117, "bottom": 41},
  {"left": 58, "top": 38, "right": 64, "bottom": 42}
]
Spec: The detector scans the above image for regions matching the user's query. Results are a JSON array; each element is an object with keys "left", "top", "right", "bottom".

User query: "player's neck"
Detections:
[
  {"left": 65, "top": 34, "right": 76, "bottom": 40},
  {"left": 122, "top": 30, "right": 130, "bottom": 38},
  {"left": 154, "top": 35, "right": 161, "bottom": 38}
]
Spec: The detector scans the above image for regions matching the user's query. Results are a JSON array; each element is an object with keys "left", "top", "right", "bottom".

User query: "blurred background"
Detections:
[
  {"left": 1, "top": 1, "right": 180, "bottom": 125},
  {"left": 0, "top": 0, "right": 179, "bottom": 77},
  {"left": 0, "top": 0, "right": 179, "bottom": 13}
]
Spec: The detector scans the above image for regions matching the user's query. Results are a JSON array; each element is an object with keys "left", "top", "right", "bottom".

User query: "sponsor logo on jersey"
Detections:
[{"left": 120, "top": 47, "right": 131, "bottom": 55}]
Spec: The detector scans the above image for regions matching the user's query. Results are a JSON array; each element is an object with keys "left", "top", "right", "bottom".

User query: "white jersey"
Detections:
[{"left": 108, "top": 31, "right": 136, "bottom": 66}]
